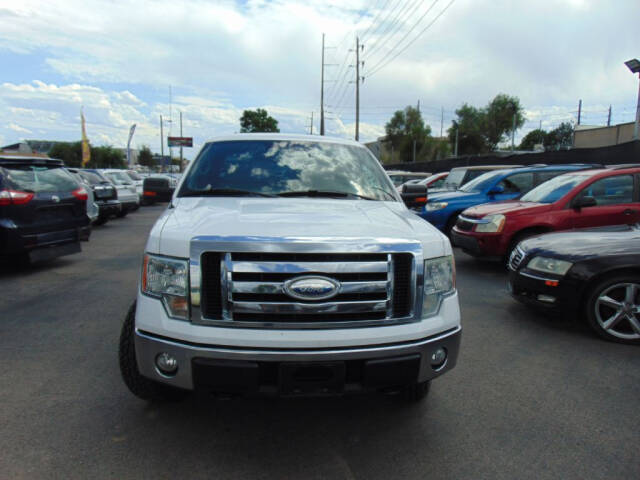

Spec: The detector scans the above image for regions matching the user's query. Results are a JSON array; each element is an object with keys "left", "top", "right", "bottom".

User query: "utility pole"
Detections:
[
  {"left": 179, "top": 111, "right": 183, "bottom": 173},
  {"left": 355, "top": 36, "right": 361, "bottom": 141},
  {"left": 320, "top": 33, "right": 325, "bottom": 136},
  {"left": 412, "top": 139, "right": 416, "bottom": 163},
  {"left": 511, "top": 113, "right": 516, "bottom": 151},
  {"left": 454, "top": 128, "right": 459, "bottom": 157},
  {"left": 309, "top": 111, "right": 314, "bottom": 134},
  {"left": 159, "top": 115, "right": 164, "bottom": 173},
  {"left": 577, "top": 99, "right": 582, "bottom": 125},
  {"left": 440, "top": 107, "right": 444, "bottom": 137},
  {"left": 607, "top": 105, "right": 612, "bottom": 126},
  {"left": 539, "top": 120, "right": 542, "bottom": 131}
]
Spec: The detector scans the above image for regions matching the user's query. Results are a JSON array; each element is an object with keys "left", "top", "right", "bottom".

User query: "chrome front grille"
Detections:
[
  {"left": 508, "top": 246, "right": 525, "bottom": 271},
  {"left": 194, "top": 245, "right": 418, "bottom": 329}
]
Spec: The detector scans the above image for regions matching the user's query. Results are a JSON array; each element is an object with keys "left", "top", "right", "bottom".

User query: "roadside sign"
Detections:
[{"left": 167, "top": 136, "right": 193, "bottom": 147}]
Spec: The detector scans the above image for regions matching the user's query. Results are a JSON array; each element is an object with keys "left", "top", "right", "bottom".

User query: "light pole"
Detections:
[{"left": 624, "top": 58, "right": 640, "bottom": 140}]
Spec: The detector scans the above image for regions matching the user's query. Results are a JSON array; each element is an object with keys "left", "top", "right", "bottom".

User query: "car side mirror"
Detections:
[
  {"left": 572, "top": 195, "right": 597, "bottom": 209},
  {"left": 489, "top": 184, "right": 505, "bottom": 195},
  {"left": 401, "top": 183, "right": 428, "bottom": 210}
]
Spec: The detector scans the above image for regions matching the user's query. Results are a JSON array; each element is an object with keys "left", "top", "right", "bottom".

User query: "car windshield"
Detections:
[
  {"left": 179, "top": 140, "right": 396, "bottom": 201},
  {"left": 2, "top": 165, "right": 78, "bottom": 193},
  {"left": 444, "top": 169, "right": 466, "bottom": 188},
  {"left": 459, "top": 171, "right": 503, "bottom": 192},
  {"left": 126, "top": 171, "right": 142, "bottom": 181},
  {"left": 520, "top": 173, "right": 586, "bottom": 203},
  {"left": 78, "top": 171, "right": 105, "bottom": 185},
  {"left": 105, "top": 171, "right": 131, "bottom": 185}
]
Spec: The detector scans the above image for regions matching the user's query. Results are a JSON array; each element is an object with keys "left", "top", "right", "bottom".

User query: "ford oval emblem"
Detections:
[{"left": 283, "top": 276, "right": 341, "bottom": 301}]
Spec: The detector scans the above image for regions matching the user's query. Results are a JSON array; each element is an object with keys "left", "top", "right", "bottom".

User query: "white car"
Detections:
[
  {"left": 100, "top": 169, "right": 140, "bottom": 216},
  {"left": 119, "top": 134, "right": 461, "bottom": 402}
]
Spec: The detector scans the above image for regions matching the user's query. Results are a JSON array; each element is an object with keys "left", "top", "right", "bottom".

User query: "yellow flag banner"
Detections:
[{"left": 81, "top": 110, "right": 90, "bottom": 167}]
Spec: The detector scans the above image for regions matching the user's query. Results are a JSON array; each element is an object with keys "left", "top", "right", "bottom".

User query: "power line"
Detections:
[
  {"left": 365, "top": 0, "right": 424, "bottom": 61},
  {"left": 366, "top": 0, "right": 456, "bottom": 78}
]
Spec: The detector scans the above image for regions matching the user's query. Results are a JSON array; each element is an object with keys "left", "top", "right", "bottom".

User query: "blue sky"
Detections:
[{"left": 0, "top": 0, "right": 639, "bottom": 159}]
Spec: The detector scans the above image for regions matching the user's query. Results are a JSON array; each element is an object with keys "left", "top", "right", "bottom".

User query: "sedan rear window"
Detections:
[{"left": 1, "top": 165, "right": 78, "bottom": 193}]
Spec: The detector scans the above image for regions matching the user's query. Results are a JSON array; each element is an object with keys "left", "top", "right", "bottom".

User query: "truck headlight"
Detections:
[
  {"left": 527, "top": 256, "right": 573, "bottom": 276},
  {"left": 426, "top": 202, "right": 448, "bottom": 211},
  {"left": 142, "top": 253, "right": 189, "bottom": 320},
  {"left": 474, "top": 214, "right": 505, "bottom": 233},
  {"left": 423, "top": 256, "right": 456, "bottom": 317}
]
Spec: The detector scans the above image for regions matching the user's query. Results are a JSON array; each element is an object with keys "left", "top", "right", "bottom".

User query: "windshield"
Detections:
[
  {"left": 179, "top": 140, "right": 396, "bottom": 201},
  {"left": 444, "top": 169, "right": 465, "bottom": 188},
  {"left": 126, "top": 171, "right": 142, "bottom": 181},
  {"left": 105, "top": 171, "right": 132, "bottom": 185},
  {"left": 521, "top": 173, "right": 586, "bottom": 203},
  {"left": 78, "top": 171, "right": 104, "bottom": 185},
  {"left": 459, "top": 171, "right": 503, "bottom": 193},
  {"left": 2, "top": 165, "right": 78, "bottom": 193}
]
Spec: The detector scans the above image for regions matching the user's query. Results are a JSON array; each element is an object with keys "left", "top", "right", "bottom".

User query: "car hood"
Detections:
[
  {"left": 151, "top": 197, "right": 449, "bottom": 258},
  {"left": 519, "top": 224, "right": 640, "bottom": 260},
  {"left": 427, "top": 190, "right": 481, "bottom": 203},
  {"left": 463, "top": 201, "right": 552, "bottom": 217}
]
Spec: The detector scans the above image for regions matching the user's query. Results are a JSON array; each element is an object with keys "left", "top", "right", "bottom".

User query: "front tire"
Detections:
[
  {"left": 119, "top": 302, "right": 188, "bottom": 401},
  {"left": 116, "top": 209, "right": 128, "bottom": 218},
  {"left": 585, "top": 275, "right": 640, "bottom": 345}
]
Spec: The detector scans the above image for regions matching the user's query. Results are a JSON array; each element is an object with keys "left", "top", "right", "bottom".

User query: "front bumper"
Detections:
[
  {"left": 135, "top": 326, "right": 461, "bottom": 395},
  {"left": 451, "top": 228, "right": 505, "bottom": 258},
  {"left": 508, "top": 269, "right": 580, "bottom": 314}
]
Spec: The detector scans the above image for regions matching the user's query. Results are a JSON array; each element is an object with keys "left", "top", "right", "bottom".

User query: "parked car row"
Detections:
[
  {"left": 395, "top": 162, "right": 640, "bottom": 345},
  {"left": 0, "top": 153, "right": 178, "bottom": 264}
]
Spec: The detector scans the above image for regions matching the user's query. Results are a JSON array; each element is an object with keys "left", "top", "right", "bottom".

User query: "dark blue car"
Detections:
[{"left": 420, "top": 164, "right": 598, "bottom": 233}]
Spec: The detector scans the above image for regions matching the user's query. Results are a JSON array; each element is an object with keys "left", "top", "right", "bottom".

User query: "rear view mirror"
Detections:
[
  {"left": 572, "top": 195, "right": 597, "bottom": 209},
  {"left": 489, "top": 184, "right": 505, "bottom": 195},
  {"left": 401, "top": 183, "right": 428, "bottom": 210}
]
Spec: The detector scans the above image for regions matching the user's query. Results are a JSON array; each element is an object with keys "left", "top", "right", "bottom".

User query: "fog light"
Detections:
[
  {"left": 537, "top": 294, "right": 556, "bottom": 303},
  {"left": 430, "top": 347, "right": 447, "bottom": 369},
  {"left": 155, "top": 352, "right": 178, "bottom": 375}
]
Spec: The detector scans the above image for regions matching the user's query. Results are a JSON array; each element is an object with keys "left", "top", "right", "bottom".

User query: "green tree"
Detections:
[
  {"left": 239, "top": 108, "right": 280, "bottom": 133},
  {"left": 384, "top": 106, "right": 431, "bottom": 162},
  {"left": 519, "top": 129, "right": 547, "bottom": 150},
  {"left": 447, "top": 94, "right": 526, "bottom": 155},
  {"left": 138, "top": 145, "right": 155, "bottom": 168},
  {"left": 90, "top": 145, "right": 126, "bottom": 168},
  {"left": 545, "top": 122, "right": 574, "bottom": 149},
  {"left": 49, "top": 141, "right": 82, "bottom": 167}
]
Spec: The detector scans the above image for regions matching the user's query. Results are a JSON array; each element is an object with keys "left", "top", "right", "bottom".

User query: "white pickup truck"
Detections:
[{"left": 119, "top": 134, "right": 461, "bottom": 402}]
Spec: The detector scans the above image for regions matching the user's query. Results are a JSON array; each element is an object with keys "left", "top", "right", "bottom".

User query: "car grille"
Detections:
[
  {"left": 508, "top": 246, "right": 526, "bottom": 271},
  {"left": 199, "top": 251, "right": 415, "bottom": 326}
]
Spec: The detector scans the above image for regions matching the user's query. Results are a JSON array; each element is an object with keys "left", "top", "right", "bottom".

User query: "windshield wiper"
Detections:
[
  {"left": 180, "top": 188, "right": 276, "bottom": 198},
  {"left": 277, "top": 190, "right": 377, "bottom": 200}
]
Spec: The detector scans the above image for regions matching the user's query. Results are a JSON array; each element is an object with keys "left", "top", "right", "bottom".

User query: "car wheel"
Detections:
[
  {"left": 119, "top": 302, "right": 189, "bottom": 402},
  {"left": 94, "top": 216, "right": 108, "bottom": 226},
  {"left": 402, "top": 380, "right": 431, "bottom": 402},
  {"left": 116, "top": 209, "right": 128, "bottom": 218},
  {"left": 586, "top": 275, "right": 640, "bottom": 344}
]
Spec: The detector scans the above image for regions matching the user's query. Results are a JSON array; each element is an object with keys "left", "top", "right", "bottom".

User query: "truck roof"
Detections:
[{"left": 203, "top": 133, "right": 363, "bottom": 148}]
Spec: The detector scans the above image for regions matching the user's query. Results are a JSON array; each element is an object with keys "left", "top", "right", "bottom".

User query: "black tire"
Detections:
[
  {"left": 585, "top": 274, "right": 640, "bottom": 345},
  {"left": 402, "top": 380, "right": 431, "bottom": 402},
  {"left": 94, "top": 216, "right": 108, "bottom": 226},
  {"left": 116, "top": 209, "right": 128, "bottom": 218},
  {"left": 119, "top": 302, "right": 189, "bottom": 401}
]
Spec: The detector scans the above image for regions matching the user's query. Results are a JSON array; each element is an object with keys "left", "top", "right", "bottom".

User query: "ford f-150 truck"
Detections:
[{"left": 119, "top": 134, "right": 461, "bottom": 402}]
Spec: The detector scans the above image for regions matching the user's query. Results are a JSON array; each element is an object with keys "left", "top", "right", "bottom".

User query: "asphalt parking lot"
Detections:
[{"left": 1, "top": 206, "right": 638, "bottom": 480}]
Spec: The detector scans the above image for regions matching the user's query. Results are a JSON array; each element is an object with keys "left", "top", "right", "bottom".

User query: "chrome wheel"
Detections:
[{"left": 594, "top": 282, "right": 640, "bottom": 341}]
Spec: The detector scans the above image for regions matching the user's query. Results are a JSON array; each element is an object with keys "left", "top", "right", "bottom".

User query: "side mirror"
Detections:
[
  {"left": 572, "top": 195, "right": 597, "bottom": 209},
  {"left": 401, "top": 183, "right": 428, "bottom": 210},
  {"left": 489, "top": 184, "right": 505, "bottom": 195}
]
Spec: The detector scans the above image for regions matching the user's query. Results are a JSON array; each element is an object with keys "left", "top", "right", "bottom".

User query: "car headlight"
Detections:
[
  {"left": 426, "top": 202, "right": 448, "bottom": 211},
  {"left": 526, "top": 256, "right": 573, "bottom": 276},
  {"left": 142, "top": 253, "right": 189, "bottom": 320},
  {"left": 474, "top": 214, "right": 505, "bottom": 233},
  {"left": 423, "top": 256, "right": 456, "bottom": 317}
]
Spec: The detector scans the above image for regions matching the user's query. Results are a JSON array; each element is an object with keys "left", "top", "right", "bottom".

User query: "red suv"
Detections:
[{"left": 451, "top": 166, "right": 640, "bottom": 260}]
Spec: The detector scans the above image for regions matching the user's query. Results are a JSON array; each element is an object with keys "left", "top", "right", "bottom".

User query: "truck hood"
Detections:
[
  {"left": 152, "top": 197, "right": 449, "bottom": 258},
  {"left": 463, "top": 201, "right": 552, "bottom": 217}
]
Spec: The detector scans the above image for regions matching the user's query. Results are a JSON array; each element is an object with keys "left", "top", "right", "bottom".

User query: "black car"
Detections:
[
  {"left": 0, "top": 155, "right": 90, "bottom": 263},
  {"left": 68, "top": 168, "right": 121, "bottom": 225},
  {"left": 142, "top": 175, "right": 176, "bottom": 204},
  {"left": 508, "top": 224, "right": 640, "bottom": 344}
]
